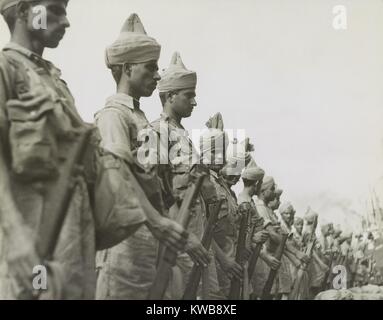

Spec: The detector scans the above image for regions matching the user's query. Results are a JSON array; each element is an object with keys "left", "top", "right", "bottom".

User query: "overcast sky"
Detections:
[{"left": 1, "top": 0, "right": 383, "bottom": 231}]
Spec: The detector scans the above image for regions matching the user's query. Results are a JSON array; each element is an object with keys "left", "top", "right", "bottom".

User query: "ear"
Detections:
[
  {"left": 123, "top": 63, "right": 133, "bottom": 77},
  {"left": 16, "top": 1, "right": 30, "bottom": 21},
  {"left": 168, "top": 91, "right": 176, "bottom": 103}
]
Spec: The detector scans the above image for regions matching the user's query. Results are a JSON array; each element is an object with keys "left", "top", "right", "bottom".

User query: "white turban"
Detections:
[
  {"left": 260, "top": 176, "right": 275, "bottom": 191},
  {"left": 280, "top": 202, "right": 295, "bottom": 214},
  {"left": 158, "top": 52, "right": 197, "bottom": 93},
  {"left": 241, "top": 165, "right": 265, "bottom": 181},
  {"left": 105, "top": 13, "right": 161, "bottom": 68}
]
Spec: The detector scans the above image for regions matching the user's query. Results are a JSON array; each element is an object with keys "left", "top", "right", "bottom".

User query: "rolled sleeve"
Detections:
[
  {"left": 95, "top": 110, "right": 134, "bottom": 163},
  {"left": 94, "top": 153, "right": 146, "bottom": 250}
]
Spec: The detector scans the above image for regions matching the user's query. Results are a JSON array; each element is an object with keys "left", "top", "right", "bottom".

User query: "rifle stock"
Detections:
[
  {"left": 228, "top": 207, "right": 249, "bottom": 300},
  {"left": 261, "top": 233, "right": 289, "bottom": 300},
  {"left": 36, "top": 126, "right": 94, "bottom": 260},
  {"left": 148, "top": 173, "right": 206, "bottom": 300},
  {"left": 248, "top": 245, "right": 262, "bottom": 280},
  {"left": 182, "top": 199, "right": 223, "bottom": 300}
]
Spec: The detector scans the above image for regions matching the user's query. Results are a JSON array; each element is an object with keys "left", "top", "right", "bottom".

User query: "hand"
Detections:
[
  {"left": 298, "top": 253, "right": 310, "bottom": 264},
  {"left": 6, "top": 225, "right": 41, "bottom": 297},
  {"left": 220, "top": 257, "right": 243, "bottom": 280},
  {"left": 253, "top": 231, "right": 269, "bottom": 244},
  {"left": 265, "top": 255, "right": 281, "bottom": 270},
  {"left": 185, "top": 233, "right": 211, "bottom": 267},
  {"left": 147, "top": 217, "right": 188, "bottom": 253}
]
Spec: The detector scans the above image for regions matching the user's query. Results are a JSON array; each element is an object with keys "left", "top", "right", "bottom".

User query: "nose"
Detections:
[
  {"left": 153, "top": 71, "right": 161, "bottom": 81},
  {"left": 62, "top": 16, "right": 70, "bottom": 29},
  {"left": 191, "top": 98, "right": 197, "bottom": 107}
]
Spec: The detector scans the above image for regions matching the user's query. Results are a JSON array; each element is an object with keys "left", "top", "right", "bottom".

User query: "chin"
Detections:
[
  {"left": 142, "top": 88, "right": 155, "bottom": 97},
  {"left": 45, "top": 40, "right": 61, "bottom": 48}
]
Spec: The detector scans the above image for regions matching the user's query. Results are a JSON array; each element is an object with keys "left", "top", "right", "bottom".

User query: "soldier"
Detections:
[
  {"left": 198, "top": 116, "right": 243, "bottom": 298},
  {"left": 236, "top": 163, "right": 269, "bottom": 299},
  {"left": 303, "top": 209, "right": 329, "bottom": 298},
  {"left": 94, "top": 14, "right": 187, "bottom": 300},
  {"left": 279, "top": 202, "right": 305, "bottom": 292},
  {"left": 251, "top": 177, "right": 283, "bottom": 299},
  {"left": 219, "top": 144, "right": 268, "bottom": 298},
  {"left": 292, "top": 217, "right": 304, "bottom": 251},
  {"left": 339, "top": 231, "right": 354, "bottom": 288},
  {"left": 0, "top": 0, "right": 159, "bottom": 300},
  {"left": 150, "top": 52, "right": 212, "bottom": 299},
  {"left": 318, "top": 222, "right": 335, "bottom": 290}
]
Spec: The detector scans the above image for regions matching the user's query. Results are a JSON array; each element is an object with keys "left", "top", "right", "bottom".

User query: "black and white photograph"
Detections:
[{"left": 0, "top": 0, "right": 383, "bottom": 305}]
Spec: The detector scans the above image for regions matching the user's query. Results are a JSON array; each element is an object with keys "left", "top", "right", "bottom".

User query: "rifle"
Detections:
[
  {"left": 322, "top": 251, "right": 335, "bottom": 290},
  {"left": 147, "top": 172, "right": 206, "bottom": 300},
  {"left": 248, "top": 244, "right": 262, "bottom": 281},
  {"left": 36, "top": 126, "right": 94, "bottom": 260},
  {"left": 228, "top": 205, "right": 251, "bottom": 300},
  {"left": 289, "top": 217, "right": 318, "bottom": 300},
  {"left": 261, "top": 233, "right": 289, "bottom": 300},
  {"left": 182, "top": 199, "right": 223, "bottom": 300},
  {"left": 350, "top": 258, "right": 360, "bottom": 287}
]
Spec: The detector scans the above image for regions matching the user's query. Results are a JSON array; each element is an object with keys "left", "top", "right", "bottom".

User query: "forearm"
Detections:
[{"left": 0, "top": 140, "right": 24, "bottom": 235}]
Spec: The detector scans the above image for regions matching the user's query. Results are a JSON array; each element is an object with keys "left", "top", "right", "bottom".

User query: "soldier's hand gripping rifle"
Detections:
[
  {"left": 182, "top": 199, "right": 224, "bottom": 300},
  {"left": 148, "top": 170, "right": 207, "bottom": 300},
  {"left": 261, "top": 233, "right": 289, "bottom": 300}
]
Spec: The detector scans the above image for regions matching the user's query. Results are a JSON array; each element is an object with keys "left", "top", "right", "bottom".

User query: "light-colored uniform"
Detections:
[
  {"left": 94, "top": 93, "right": 160, "bottom": 300},
  {"left": 0, "top": 43, "right": 145, "bottom": 299}
]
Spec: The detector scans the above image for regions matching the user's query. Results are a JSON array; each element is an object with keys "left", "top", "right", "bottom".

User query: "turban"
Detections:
[
  {"left": 158, "top": 52, "right": 197, "bottom": 93},
  {"left": 333, "top": 228, "right": 342, "bottom": 237},
  {"left": 321, "top": 223, "right": 333, "bottom": 234},
  {"left": 221, "top": 161, "right": 241, "bottom": 177},
  {"left": 241, "top": 163, "right": 265, "bottom": 182},
  {"left": 260, "top": 176, "right": 275, "bottom": 191},
  {"left": 280, "top": 202, "right": 294, "bottom": 214},
  {"left": 199, "top": 128, "right": 229, "bottom": 164},
  {"left": 105, "top": 13, "right": 161, "bottom": 68},
  {"left": 341, "top": 231, "right": 353, "bottom": 239},
  {"left": 274, "top": 188, "right": 283, "bottom": 198},
  {"left": 294, "top": 217, "right": 304, "bottom": 225},
  {"left": 304, "top": 207, "right": 318, "bottom": 223},
  {"left": 1, "top": 0, "right": 68, "bottom": 13},
  {"left": 226, "top": 138, "right": 254, "bottom": 163}
]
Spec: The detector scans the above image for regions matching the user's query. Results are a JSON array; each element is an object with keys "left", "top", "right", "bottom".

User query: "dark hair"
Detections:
[
  {"left": 110, "top": 64, "right": 123, "bottom": 84},
  {"left": 242, "top": 178, "right": 255, "bottom": 188},
  {"left": 2, "top": 6, "right": 17, "bottom": 32},
  {"left": 159, "top": 90, "right": 178, "bottom": 107},
  {"left": 159, "top": 92, "right": 167, "bottom": 107}
]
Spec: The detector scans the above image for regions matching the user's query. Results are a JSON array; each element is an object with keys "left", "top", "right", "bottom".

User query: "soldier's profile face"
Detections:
[
  {"left": 294, "top": 221, "right": 303, "bottom": 233},
  {"left": 223, "top": 174, "right": 240, "bottom": 186},
  {"left": 129, "top": 61, "right": 160, "bottom": 97},
  {"left": 28, "top": 0, "right": 70, "bottom": 48},
  {"left": 171, "top": 88, "right": 197, "bottom": 118}
]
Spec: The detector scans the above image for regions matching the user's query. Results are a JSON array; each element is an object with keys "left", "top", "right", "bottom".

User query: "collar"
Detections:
[
  {"left": 160, "top": 112, "right": 184, "bottom": 129},
  {"left": 210, "top": 169, "right": 219, "bottom": 180},
  {"left": 238, "top": 191, "right": 252, "bottom": 203},
  {"left": 3, "top": 42, "right": 56, "bottom": 70},
  {"left": 105, "top": 93, "right": 140, "bottom": 110},
  {"left": 254, "top": 197, "right": 266, "bottom": 207}
]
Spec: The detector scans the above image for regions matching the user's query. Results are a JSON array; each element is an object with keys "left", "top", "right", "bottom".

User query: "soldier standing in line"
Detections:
[
  {"left": 94, "top": 14, "right": 187, "bottom": 300},
  {"left": 0, "top": 1, "right": 172, "bottom": 300},
  {"left": 151, "top": 52, "right": 216, "bottom": 299}
]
